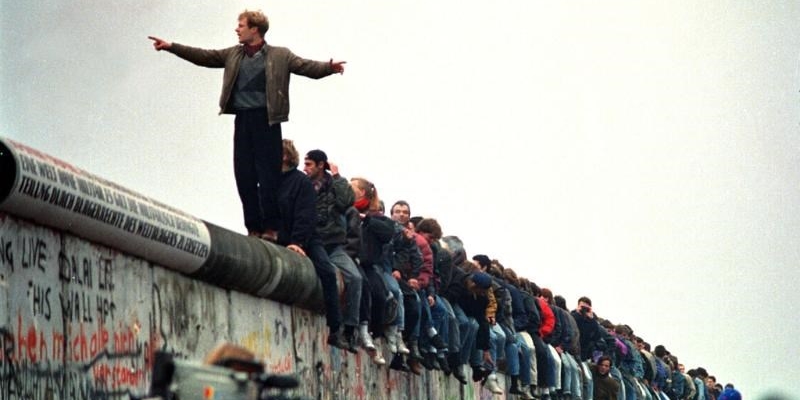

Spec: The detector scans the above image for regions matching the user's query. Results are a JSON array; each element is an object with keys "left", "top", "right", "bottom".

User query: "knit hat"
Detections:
[
  {"left": 470, "top": 272, "right": 493, "bottom": 289},
  {"left": 472, "top": 254, "right": 491, "bottom": 270},
  {"left": 306, "top": 149, "right": 330, "bottom": 170}
]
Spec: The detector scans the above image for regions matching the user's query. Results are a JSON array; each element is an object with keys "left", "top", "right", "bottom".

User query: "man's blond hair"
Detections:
[{"left": 239, "top": 9, "right": 269, "bottom": 37}]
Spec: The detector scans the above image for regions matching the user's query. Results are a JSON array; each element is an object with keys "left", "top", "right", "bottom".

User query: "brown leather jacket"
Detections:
[{"left": 168, "top": 43, "right": 335, "bottom": 124}]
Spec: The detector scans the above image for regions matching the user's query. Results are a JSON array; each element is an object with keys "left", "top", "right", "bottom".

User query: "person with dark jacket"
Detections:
[
  {"left": 592, "top": 356, "right": 621, "bottom": 400},
  {"left": 440, "top": 236, "right": 477, "bottom": 385},
  {"left": 351, "top": 180, "right": 411, "bottom": 361},
  {"left": 275, "top": 140, "right": 344, "bottom": 349},
  {"left": 440, "top": 268, "right": 495, "bottom": 384},
  {"left": 304, "top": 150, "right": 366, "bottom": 353},
  {"left": 572, "top": 296, "right": 608, "bottom": 362}
]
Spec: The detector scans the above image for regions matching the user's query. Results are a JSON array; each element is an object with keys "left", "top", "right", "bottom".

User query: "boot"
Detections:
[
  {"left": 510, "top": 376, "right": 525, "bottom": 395},
  {"left": 421, "top": 352, "right": 437, "bottom": 370},
  {"left": 358, "top": 324, "right": 376, "bottom": 351},
  {"left": 389, "top": 353, "right": 409, "bottom": 371},
  {"left": 452, "top": 364, "right": 468, "bottom": 385},
  {"left": 344, "top": 325, "right": 358, "bottom": 354},
  {"left": 326, "top": 326, "right": 348, "bottom": 350},
  {"left": 448, "top": 354, "right": 468, "bottom": 385},
  {"left": 472, "top": 365, "right": 490, "bottom": 382},
  {"left": 437, "top": 354, "right": 451, "bottom": 375},
  {"left": 396, "top": 331, "right": 410, "bottom": 355},
  {"left": 407, "top": 339, "right": 422, "bottom": 361},
  {"left": 519, "top": 385, "right": 536, "bottom": 400},
  {"left": 385, "top": 325, "right": 399, "bottom": 353},
  {"left": 484, "top": 373, "right": 504, "bottom": 395},
  {"left": 430, "top": 334, "right": 448, "bottom": 350},
  {"left": 408, "top": 358, "right": 423, "bottom": 375}
]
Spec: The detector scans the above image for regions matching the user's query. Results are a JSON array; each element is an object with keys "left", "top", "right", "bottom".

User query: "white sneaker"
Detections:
[
  {"left": 484, "top": 373, "right": 504, "bottom": 395},
  {"left": 359, "top": 324, "right": 376, "bottom": 351},
  {"left": 385, "top": 325, "right": 399, "bottom": 353},
  {"left": 396, "top": 331, "right": 410, "bottom": 355},
  {"left": 371, "top": 350, "right": 386, "bottom": 365}
]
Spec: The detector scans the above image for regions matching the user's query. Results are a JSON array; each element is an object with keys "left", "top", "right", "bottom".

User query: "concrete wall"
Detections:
[{"left": 0, "top": 212, "right": 505, "bottom": 400}]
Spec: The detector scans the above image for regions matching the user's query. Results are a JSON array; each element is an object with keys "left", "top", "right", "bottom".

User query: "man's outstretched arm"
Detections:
[
  {"left": 148, "top": 36, "right": 172, "bottom": 51},
  {"left": 148, "top": 36, "right": 230, "bottom": 68}
]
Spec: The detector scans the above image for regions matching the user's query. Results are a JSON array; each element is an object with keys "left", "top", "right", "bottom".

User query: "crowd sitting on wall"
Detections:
[
  {"left": 265, "top": 139, "right": 738, "bottom": 400},
  {"left": 146, "top": 10, "right": 738, "bottom": 399}
]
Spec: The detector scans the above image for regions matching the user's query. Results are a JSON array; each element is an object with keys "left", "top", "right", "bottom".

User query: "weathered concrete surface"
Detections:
[{"left": 0, "top": 213, "right": 510, "bottom": 399}]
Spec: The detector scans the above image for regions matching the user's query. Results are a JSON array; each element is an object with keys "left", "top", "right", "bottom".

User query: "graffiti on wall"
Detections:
[{"left": 0, "top": 215, "right": 163, "bottom": 399}]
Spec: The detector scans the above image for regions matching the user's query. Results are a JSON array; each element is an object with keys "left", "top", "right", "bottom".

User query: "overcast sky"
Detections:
[{"left": 2, "top": 1, "right": 799, "bottom": 398}]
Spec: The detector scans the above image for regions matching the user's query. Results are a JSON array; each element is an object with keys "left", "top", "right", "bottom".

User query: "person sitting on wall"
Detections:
[
  {"left": 276, "top": 140, "right": 346, "bottom": 349},
  {"left": 304, "top": 149, "right": 368, "bottom": 353},
  {"left": 592, "top": 355, "right": 621, "bottom": 400}
]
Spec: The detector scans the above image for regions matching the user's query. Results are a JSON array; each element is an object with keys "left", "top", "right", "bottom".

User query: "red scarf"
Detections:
[
  {"left": 354, "top": 197, "right": 370, "bottom": 212},
  {"left": 244, "top": 42, "right": 264, "bottom": 57}
]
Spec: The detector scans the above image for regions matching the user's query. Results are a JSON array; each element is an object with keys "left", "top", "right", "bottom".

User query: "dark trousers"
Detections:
[
  {"left": 305, "top": 238, "right": 342, "bottom": 331},
  {"left": 233, "top": 109, "right": 281, "bottom": 232}
]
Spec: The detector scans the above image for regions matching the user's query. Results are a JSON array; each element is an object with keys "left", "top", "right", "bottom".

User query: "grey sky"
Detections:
[{"left": 2, "top": 1, "right": 799, "bottom": 398}]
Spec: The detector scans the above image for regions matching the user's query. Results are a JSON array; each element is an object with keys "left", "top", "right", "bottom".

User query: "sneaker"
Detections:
[
  {"left": 385, "top": 325, "right": 399, "bottom": 353},
  {"left": 396, "top": 331, "right": 410, "bottom": 355},
  {"left": 370, "top": 349, "right": 386, "bottom": 366},
  {"left": 484, "top": 373, "right": 504, "bottom": 395},
  {"left": 358, "top": 324, "right": 377, "bottom": 352}
]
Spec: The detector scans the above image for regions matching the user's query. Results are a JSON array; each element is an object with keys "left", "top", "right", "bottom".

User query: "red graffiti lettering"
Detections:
[
  {"left": 267, "top": 354, "right": 294, "bottom": 374},
  {"left": 15, "top": 313, "right": 48, "bottom": 363}
]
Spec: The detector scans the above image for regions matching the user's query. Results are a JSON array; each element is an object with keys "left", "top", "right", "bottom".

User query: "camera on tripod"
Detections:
[{"left": 138, "top": 351, "right": 304, "bottom": 400}]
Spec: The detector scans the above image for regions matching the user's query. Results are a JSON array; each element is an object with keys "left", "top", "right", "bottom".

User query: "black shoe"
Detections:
[
  {"left": 408, "top": 340, "right": 423, "bottom": 361},
  {"left": 327, "top": 330, "right": 348, "bottom": 350},
  {"left": 471, "top": 365, "right": 489, "bottom": 382},
  {"left": 430, "top": 334, "right": 447, "bottom": 350},
  {"left": 509, "top": 377, "right": 525, "bottom": 395},
  {"left": 421, "top": 352, "right": 436, "bottom": 370},
  {"left": 389, "top": 354, "right": 409, "bottom": 372},
  {"left": 343, "top": 326, "right": 358, "bottom": 354},
  {"left": 452, "top": 365, "right": 468, "bottom": 385},
  {"left": 437, "top": 355, "right": 451, "bottom": 374}
]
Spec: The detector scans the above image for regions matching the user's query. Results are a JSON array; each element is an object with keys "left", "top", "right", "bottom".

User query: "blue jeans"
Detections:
[
  {"left": 233, "top": 109, "right": 281, "bottom": 232},
  {"left": 453, "top": 305, "right": 478, "bottom": 366},
  {"left": 439, "top": 298, "right": 459, "bottom": 351},
  {"left": 428, "top": 294, "right": 450, "bottom": 353},
  {"left": 561, "top": 353, "right": 582, "bottom": 398},
  {"left": 516, "top": 333, "right": 533, "bottom": 385},
  {"left": 305, "top": 238, "right": 341, "bottom": 331},
  {"left": 381, "top": 271, "right": 404, "bottom": 328},
  {"left": 581, "top": 361, "right": 594, "bottom": 400},
  {"left": 491, "top": 325, "right": 506, "bottom": 359},
  {"left": 611, "top": 367, "right": 626, "bottom": 400},
  {"left": 327, "top": 246, "right": 361, "bottom": 327}
]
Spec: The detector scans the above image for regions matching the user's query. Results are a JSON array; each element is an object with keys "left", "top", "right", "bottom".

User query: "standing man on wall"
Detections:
[{"left": 149, "top": 10, "right": 345, "bottom": 240}]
